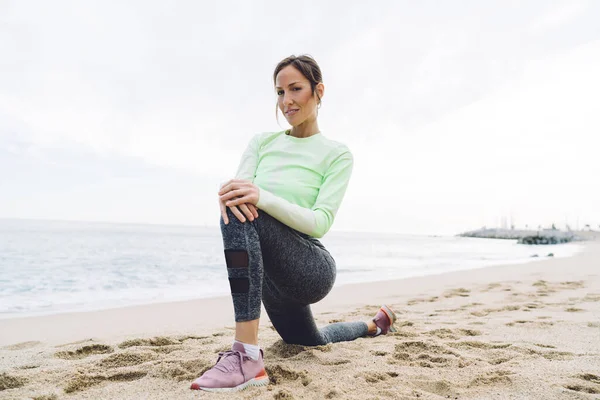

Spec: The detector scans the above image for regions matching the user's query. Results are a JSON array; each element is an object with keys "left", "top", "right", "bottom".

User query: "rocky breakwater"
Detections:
[{"left": 458, "top": 228, "right": 586, "bottom": 245}]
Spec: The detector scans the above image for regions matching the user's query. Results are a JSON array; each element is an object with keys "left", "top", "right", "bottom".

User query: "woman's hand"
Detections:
[
  {"left": 219, "top": 180, "right": 260, "bottom": 224},
  {"left": 219, "top": 179, "right": 260, "bottom": 206}
]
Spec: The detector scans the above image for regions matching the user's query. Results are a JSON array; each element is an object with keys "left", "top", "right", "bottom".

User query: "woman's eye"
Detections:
[{"left": 276, "top": 87, "right": 301, "bottom": 95}]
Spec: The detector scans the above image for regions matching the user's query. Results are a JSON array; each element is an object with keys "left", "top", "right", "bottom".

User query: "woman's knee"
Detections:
[{"left": 220, "top": 208, "right": 248, "bottom": 234}]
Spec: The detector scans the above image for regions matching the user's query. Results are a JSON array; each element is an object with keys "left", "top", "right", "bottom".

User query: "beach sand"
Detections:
[{"left": 1, "top": 241, "right": 599, "bottom": 399}]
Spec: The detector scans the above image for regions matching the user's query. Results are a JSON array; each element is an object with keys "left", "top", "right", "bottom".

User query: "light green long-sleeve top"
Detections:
[{"left": 235, "top": 130, "right": 353, "bottom": 238}]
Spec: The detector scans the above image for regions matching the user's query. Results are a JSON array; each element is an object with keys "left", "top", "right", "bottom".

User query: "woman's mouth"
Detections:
[{"left": 285, "top": 109, "right": 299, "bottom": 117}]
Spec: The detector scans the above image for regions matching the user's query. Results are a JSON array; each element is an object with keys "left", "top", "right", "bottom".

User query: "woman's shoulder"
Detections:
[
  {"left": 320, "top": 135, "right": 352, "bottom": 156},
  {"left": 250, "top": 131, "right": 286, "bottom": 146}
]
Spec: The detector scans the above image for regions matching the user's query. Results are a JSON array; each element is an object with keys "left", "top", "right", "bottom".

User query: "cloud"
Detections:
[
  {"left": 334, "top": 39, "right": 600, "bottom": 234},
  {"left": 529, "top": 0, "right": 589, "bottom": 34},
  {"left": 1, "top": 1, "right": 599, "bottom": 233}
]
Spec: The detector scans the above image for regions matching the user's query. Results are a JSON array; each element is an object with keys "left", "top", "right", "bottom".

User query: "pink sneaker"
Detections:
[
  {"left": 190, "top": 342, "right": 269, "bottom": 392},
  {"left": 372, "top": 304, "right": 397, "bottom": 335}
]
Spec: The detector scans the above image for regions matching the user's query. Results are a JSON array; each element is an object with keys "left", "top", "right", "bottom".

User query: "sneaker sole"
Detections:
[
  {"left": 198, "top": 376, "right": 270, "bottom": 393},
  {"left": 381, "top": 304, "right": 397, "bottom": 333}
]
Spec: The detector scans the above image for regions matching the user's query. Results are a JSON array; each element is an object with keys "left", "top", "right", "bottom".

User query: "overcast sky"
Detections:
[{"left": 1, "top": 0, "right": 599, "bottom": 235}]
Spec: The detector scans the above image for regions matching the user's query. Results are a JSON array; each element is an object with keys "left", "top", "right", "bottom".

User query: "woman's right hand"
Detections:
[{"left": 219, "top": 183, "right": 259, "bottom": 224}]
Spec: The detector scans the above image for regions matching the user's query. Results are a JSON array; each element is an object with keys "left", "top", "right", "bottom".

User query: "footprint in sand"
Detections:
[
  {"left": 505, "top": 320, "right": 554, "bottom": 328},
  {"left": 177, "top": 335, "right": 210, "bottom": 341},
  {"left": 390, "top": 341, "right": 460, "bottom": 367},
  {"left": 407, "top": 296, "right": 439, "bottom": 306},
  {"left": 443, "top": 288, "right": 471, "bottom": 298},
  {"left": 460, "top": 302, "right": 484, "bottom": 310},
  {"left": 151, "top": 358, "right": 211, "bottom": 382},
  {"left": 583, "top": 293, "right": 600, "bottom": 302},
  {"left": 265, "top": 364, "right": 308, "bottom": 385},
  {"left": 488, "top": 356, "right": 514, "bottom": 365},
  {"left": 355, "top": 371, "right": 389, "bottom": 383},
  {"left": 481, "top": 282, "right": 503, "bottom": 292},
  {"left": 563, "top": 384, "right": 600, "bottom": 394},
  {"left": 409, "top": 378, "right": 460, "bottom": 398},
  {"left": 471, "top": 305, "right": 520, "bottom": 317},
  {"left": 390, "top": 330, "right": 419, "bottom": 338},
  {"left": 30, "top": 394, "right": 58, "bottom": 400},
  {"left": 0, "top": 372, "right": 28, "bottom": 391},
  {"left": 320, "top": 359, "right": 351, "bottom": 366},
  {"left": 469, "top": 370, "right": 514, "bottom": 387},
  {"left": 532, "top": 280, "right": 585, "bottom": 297},
  {"left": 273, "top": 388, "right": 296, "bottom": 399},
  {"left": 565, "top": 307, "right": 585, "bottom": 312},
  {"left": 118, "top": 336, "right": 181, "bottom": 349},
  {"left": 97, "top": 351, "right": 158, "bottom": 368},
  {"left": 447, "top": 341, "right": 511, "bottom": 351},
  {"left": 577, "top": 373, "right": 600, "bottom": 384},
  {"left": 64, "top": 371, "right": 147, "bottom": 393},
  {"left": 55, "top": 344, "right": 114, "bottom": 360},
  {"left": 117, "top": 336, "right": 191, "bottom": 355},
  {"left": 560, "top": 281, "right": 586, "bottom": 289},
  {"left": 415, "top": 353, "right": 453, "bottom": 368},
  {"left": 17, "top": 364, "right": 40, "bottom": 370},
  {"left": 426, "top": 328, "right": 482, "bottom": 340},
  {"left": 523, "top": 302, "right": 545, "bottom": 310},
  {"left": 371, "top": 350, "right": 388, "bottom": 356},
  {"left": 532, "top": 343, "right": 557, "bottom": 349},
  {"left": 511, "top": 346, "right": 574, "bottom": 360}
]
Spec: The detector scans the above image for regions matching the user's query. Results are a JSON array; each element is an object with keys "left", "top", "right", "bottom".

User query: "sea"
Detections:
[{"left": 0, "top": 219, "right": 583, "bottom": 319}]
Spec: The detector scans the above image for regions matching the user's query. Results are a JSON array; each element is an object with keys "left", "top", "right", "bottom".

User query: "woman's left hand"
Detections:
[{"left": 218, "top": 179, "right": 260, "bottom": 207}]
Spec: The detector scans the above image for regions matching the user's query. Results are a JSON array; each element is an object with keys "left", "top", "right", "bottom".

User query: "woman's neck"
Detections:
[{"left": 289, "top": 120, "right": 320, "bottom": 138}]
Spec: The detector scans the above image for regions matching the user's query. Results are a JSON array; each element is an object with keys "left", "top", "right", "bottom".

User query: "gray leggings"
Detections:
[{"left": 220, "top": 208, "right": 369, "bottom": 346}]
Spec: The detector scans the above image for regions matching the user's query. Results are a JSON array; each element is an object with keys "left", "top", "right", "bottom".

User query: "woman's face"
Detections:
[{"left": 275, "top": 65, "right": 323, "bottom": 127}]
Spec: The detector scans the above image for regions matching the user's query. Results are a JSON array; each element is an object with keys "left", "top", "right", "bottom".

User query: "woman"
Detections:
[{"left": 191, "top": 55, "right": 397, "bottom": 392}]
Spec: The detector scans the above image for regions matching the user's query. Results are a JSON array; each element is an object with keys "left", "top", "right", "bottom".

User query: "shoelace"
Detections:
[{"left": 213, "top": 350, "right": 248, "bottom": 377}]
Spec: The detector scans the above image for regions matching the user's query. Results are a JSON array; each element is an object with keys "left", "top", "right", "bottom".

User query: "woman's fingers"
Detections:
[
  {"left": 220, "top": 188, "right": 247, "bottom": 202},
  {"left": 218, "top": 180, "right": 250, "bottom": 196},
  {"left": 247, "top": 203, "right": 259, "bottom": 219},
  {"left": 231, "top": 205, "right": 247, "bottom": 223},
  {"left": 225, "top": 196, "right": 249, "bottom": 207},
  {"left": 219, "top": 182, "right": 258, "bottom": 224},
  {"left": 237, "top": 203, "right": 255, "bottom": 222},
  {"left": 219, "top": 198, "right": 229, "bottom": 225}
]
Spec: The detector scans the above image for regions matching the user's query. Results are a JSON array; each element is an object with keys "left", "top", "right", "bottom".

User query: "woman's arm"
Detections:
[
  {"left": 255, "top": 151, "right": 353, "bottom": 238},
  {"left": 221, "top": 150, "right": 353, "bottom": 238},
  {"left": 219, "top": 134, "right": 262, "bottom": 224},
  {"left": 235, "top": 133, "right": 261, "bottom": 181}
]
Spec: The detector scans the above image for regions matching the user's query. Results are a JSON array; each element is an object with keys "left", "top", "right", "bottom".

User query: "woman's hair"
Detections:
[{"left": 273, "top": 55, "right": 323, "bottom": 123}]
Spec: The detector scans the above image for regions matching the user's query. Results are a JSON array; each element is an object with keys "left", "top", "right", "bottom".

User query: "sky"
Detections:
[{"left": 1, "top": 0, "right": 599, "bottom": 235}]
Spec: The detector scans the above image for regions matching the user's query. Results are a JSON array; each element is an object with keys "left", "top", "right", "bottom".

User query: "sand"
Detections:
[{"left": 1, "top": 241, "right": 599, "bottom": 400}]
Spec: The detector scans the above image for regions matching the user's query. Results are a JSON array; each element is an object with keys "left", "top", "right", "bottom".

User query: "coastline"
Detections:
[
  {"left": 1, "top": 240, "right": 598, "bottom": 399},
  {"left": 0, "top": 242, "right": 590, "bottom": 347},
  {"left": 0, "top": 238, "right": 584, "bottom": 323}
]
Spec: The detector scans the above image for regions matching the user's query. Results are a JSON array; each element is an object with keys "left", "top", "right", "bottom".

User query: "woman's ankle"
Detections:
[
  {"left": 235, "top": 319, "right": 260, "bottom": 344},
  {"left": 366, "top": 320, "right": 377, "bottom": 335}
]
